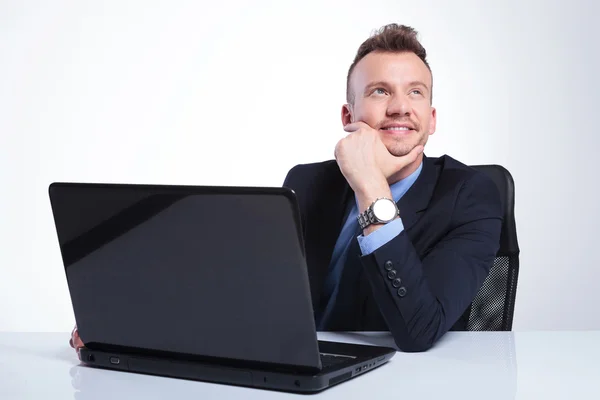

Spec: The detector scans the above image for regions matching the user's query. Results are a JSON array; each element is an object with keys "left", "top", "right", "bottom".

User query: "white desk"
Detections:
[{"left": 1, "top": 331, "right": 599, "bottom": 399}]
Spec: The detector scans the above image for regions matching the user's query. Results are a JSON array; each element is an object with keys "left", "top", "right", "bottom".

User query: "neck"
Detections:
[{"left": 388, "top": 153, "right": 423, "bottom": 185}]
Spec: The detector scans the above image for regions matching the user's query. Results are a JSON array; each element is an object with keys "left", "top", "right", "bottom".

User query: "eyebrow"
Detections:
[
  {"left": 363, "top": 80, "right": 430, "bottom": 94},
  {"left": 363, "top": 81, "right": 390, "bottom": 94},
  {"left": 407, "top": 80, "right": 430, "bottom": 92}
]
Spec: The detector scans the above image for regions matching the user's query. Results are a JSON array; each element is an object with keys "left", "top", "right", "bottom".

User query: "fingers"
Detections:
[
  {"left": 70, "top": 326, "right": 76, "bottom": 348},
  {"left": 71, "top": 326, "right": 77, "bottom": 348},
  {"left": 343, "top": 121, "right": 371, "bottom": 133},
  {"left": 71, "top": 326, "right": 84, "bottom": 351},
  {"left": 73, "top": 330, "right": 84, "bottom": 349}
]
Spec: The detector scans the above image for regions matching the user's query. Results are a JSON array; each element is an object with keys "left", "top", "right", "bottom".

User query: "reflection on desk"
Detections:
[{"left": 1, "top": 331, "right": 599, "bottom": 399}]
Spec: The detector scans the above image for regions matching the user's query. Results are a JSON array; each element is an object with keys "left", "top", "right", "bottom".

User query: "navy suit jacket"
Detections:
[{"left": 282, "top": 154, "right": 503, "bottom": 352}]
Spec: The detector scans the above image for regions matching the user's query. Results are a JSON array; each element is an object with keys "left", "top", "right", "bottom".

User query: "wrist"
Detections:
[
  {"left": 355, "top": 185, "right": 399, "bottom": 236},
  {"left": 357, "top": 195, "right": 399, "bottom": 236},
  {"left": 354, "top": 176, "right": 389, "bottom": 208},
  {"left": 362, "top": 215, "right": 399, "bottom": 236},
  {"left": 356, "top": 186, "right": 392, "bottom": 214}
]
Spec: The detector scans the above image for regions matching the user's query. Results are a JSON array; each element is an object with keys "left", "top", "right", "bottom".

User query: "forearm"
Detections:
[
  {"left": 360, "top": 232, "right": 446, "bottom": 352},
  {"left": 354, "top": 181, "right": 446, "bottom": 350},
  {"left": 361, "top": 211, "right": 501, "bottom": 352}
]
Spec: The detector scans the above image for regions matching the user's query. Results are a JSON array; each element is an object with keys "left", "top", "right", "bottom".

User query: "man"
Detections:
[
  {"left": 280, "top": 23, "right": 502, "bottom": 351},
  {"left": 71, "top": 23, "right": 502, "bottom": 353}
]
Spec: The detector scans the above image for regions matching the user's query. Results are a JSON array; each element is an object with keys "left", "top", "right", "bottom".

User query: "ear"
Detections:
[
  {"left": 341, "top": 104, "right": 353, "bottom": 126},
  {"left": 428, "top": 107, "right": 437, "bottom": 136}
]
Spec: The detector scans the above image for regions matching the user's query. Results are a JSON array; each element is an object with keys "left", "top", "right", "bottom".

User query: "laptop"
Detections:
[{"left": 48, "top": 182, "right": 396, "bottom": 393}]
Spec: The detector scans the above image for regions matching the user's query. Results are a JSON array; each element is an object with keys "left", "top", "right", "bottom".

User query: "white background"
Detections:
[{"left": 1, "top": 0, "right": 599, "bottom": 332}]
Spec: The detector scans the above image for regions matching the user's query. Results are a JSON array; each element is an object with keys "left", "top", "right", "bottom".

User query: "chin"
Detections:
[
  {"left": 386, "top": 136, "right": 427, "bottom": 157},
  {"left": 386, "top": 144, "right": 414, "bottom": 157},
  {"left": 390, "top": 150, "right": 411, "bottom": 157}
]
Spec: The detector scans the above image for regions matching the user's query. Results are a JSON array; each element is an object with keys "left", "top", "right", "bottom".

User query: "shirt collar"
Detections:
[{"left": 352, "top": 160, "right": 424, "bottom": 206}]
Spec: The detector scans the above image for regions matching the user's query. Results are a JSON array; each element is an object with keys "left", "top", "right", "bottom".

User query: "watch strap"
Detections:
[{"left": 357, "top": 206, "right": 376, "bottom": 230}]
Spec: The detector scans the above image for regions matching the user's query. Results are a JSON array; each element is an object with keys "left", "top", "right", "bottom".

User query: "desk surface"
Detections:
[{"left": 1, "top": 331, "right": 599, "bottom": 399}]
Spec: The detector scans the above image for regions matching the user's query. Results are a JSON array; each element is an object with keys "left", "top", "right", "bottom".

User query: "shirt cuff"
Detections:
[{"left": 357, "top": 218, "right": 405, "bottom": 255}]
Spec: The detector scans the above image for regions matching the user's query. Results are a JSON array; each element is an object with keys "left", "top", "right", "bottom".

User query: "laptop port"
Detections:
[{"left": 110, "top": 357, "right": 120, "bottom": 365}]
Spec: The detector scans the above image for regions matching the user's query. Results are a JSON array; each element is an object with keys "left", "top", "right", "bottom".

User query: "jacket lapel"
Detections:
[
  {"left": 397, "top": 155, "right": 439, "bottom": 231},
  {"left": 306, "top": 161, "right": 352, "bottom": 309}
]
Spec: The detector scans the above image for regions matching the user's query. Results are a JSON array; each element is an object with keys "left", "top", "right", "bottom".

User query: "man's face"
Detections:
[{"left": 343, "top": 51, "right": 436, "bottom": 157}]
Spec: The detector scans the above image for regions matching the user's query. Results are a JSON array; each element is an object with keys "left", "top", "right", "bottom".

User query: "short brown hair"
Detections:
[{"left": 346, "top": 24, "right": 432, "bottom": 104}]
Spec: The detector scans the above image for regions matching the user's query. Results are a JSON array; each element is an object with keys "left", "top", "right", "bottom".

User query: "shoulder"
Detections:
[
  {"left": 284, "top": 159, "right": 337, "bottom": 176},
  {"left": 429, "top": 154, "right": 499, "bottom": 192},
  {"left": 430, "top": 154, "right": 502, "bottom": 218},
  {"left": 282, "top": 160, "right": 339, "bottom": 188},
  {"left": 430, "top": 154, "right": 485, "bottom": 179}
]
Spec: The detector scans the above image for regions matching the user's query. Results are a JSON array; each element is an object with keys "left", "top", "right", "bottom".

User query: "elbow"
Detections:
[
  {"left": 389, "top": 313, "right": 444, "bottom": 352},
  {"left": 392, "top": 335, "right": 435, "bottom": 353}
]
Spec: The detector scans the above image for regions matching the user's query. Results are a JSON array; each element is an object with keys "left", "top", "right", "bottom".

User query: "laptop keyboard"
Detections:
[{"left": 319, "top": 352, "right": 356, "bottom": 368}]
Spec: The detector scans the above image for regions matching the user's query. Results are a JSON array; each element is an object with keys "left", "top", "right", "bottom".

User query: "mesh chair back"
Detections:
[{"left": 467, "top": 165, "right": 520, "bottom": 331}]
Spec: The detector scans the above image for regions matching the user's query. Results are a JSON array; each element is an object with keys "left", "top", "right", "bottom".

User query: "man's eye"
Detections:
[
  {"left": 374, "top": 88, "right": 387, "bottom": 95},
  {"left": 411, "top": 89, "right": 422, "bottom": 95}
]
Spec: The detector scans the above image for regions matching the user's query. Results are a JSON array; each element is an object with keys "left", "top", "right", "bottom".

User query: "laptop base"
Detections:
[{"left": 79, "top": 340, "right": 395, "bottom": 393}]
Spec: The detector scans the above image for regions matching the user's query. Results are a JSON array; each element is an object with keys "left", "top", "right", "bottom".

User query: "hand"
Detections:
[
  {"left": 334, "top": 121, "right": 423, "bottom": 195},
  {"left": 69, "top": 325, "right": 84, "bottom": 358}
]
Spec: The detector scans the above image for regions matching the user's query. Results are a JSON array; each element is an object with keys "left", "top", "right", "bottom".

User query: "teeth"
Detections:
[{"left": 384, "top": 127, "right": 410, "bottom": 131}]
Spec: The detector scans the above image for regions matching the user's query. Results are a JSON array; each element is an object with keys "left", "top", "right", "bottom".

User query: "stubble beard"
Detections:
[{"left": 384, "top": 132, "right": 426, "bottom": 157}]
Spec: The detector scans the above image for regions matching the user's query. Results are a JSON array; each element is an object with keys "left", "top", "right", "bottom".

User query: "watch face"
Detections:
[{"left": 373, "top": 198, "right": 397, "bottom": 222}]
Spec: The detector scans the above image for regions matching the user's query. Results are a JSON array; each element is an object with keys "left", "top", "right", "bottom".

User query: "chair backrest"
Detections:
[{"left": 466, "top": 165, "right": 520, "bottom": 331}]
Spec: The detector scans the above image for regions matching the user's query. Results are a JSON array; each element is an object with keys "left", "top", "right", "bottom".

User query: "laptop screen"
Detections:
[{"left": 49, "top": 183, "right": 321, "bottom": 370}]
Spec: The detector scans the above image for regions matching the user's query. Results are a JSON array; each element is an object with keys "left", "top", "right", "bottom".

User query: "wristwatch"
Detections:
[{"left": 357, "top": 198, "right": 399, "bottom": 230}]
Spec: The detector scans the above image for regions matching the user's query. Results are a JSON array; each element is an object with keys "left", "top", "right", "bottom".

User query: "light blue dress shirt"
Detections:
[
  {"left": 356, "top": 161, "right": 423, "bottom": 254},
  {"left": 317, "top": 162, "right": 423, "bottom": 327}
]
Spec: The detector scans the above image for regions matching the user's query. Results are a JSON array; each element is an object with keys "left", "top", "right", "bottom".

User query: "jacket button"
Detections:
[
  {"left": 387, "top": 270, "right": 397, "bottom": 279},
  {"left": 384, "top": 261, "right": 393, "bottom": 271},
  {"left": 397, "top": 287, "right": 407, "bottom": 297},
  {"left": 392, "top": 278, "right": 402, "bottom": 288}
]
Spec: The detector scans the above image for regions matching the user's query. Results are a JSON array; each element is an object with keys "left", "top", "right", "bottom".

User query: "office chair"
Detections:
[{"left": 466, "top": 165, "right": 520, "bottom": 331}]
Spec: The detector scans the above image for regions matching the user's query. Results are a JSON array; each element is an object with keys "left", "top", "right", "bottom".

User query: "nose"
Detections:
[{"left": 386, "top": 94, "right": 411, "bottom": 117}]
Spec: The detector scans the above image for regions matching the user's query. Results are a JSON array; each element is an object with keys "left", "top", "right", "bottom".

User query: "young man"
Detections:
[
  {"left": 281, "top": 24, "right": 502, "bottom": 351},
  {"left": 70, "top": 24, "right": 502, "bottom": 353}
]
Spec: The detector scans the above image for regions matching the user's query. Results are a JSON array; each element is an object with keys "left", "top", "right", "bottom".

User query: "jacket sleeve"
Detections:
[
  {"left": 357, "top": 217, "right": 405, "bottom": 255},
  {"left": 359, "top": 172, "right": 503, "bottom": 352}
]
